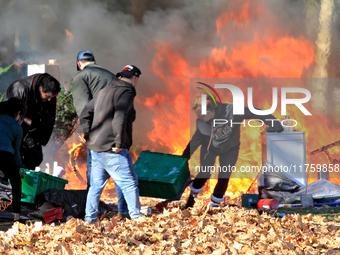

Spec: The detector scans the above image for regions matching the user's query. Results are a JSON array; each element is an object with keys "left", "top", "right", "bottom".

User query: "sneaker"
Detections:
[
  {"left": 210, "top": 194, "right": 224, "bottom": 207},
  {"left": 209, "top": 202, "right": 220, "bottom": 207},
  {"left": 184, "top": 194, "right": 196, "bottom": 209}
]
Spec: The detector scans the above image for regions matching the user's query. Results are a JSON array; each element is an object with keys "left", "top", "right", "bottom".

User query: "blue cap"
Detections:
[{"left": 77, "top": 50, "right": 95, "bottom": 61}]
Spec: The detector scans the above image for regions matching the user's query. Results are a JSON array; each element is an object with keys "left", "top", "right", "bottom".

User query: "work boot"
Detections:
[
  {"left": 115, "top": 213, "right": 130, "bottom": 222},
  {"left": 185, "top": 194, "right": 196, "bottom": 208}
]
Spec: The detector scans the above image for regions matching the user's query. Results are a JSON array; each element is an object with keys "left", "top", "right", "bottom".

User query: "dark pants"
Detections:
[
  {"left": 0, "top": 151, "right": 22, "bottom": 213},
  {"left": 192, "top": 146, "right": 239, "bottom": 198},
  {"left": 20, "top": 145, "right": 43, "bottom": 170}
]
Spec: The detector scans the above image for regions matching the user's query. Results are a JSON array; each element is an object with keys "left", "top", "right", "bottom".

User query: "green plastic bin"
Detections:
[
  {"left": 19, "top": 169, "right": 69, "bottom": 203},
  {"left": 134, "top": 151, "right": 189, "bottom": 199}
]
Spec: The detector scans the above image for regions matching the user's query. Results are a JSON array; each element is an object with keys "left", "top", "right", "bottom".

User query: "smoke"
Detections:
[
  {"left": 0, "top": 0, "right": 227, "bottom": 154},
  {"left": 0, "top": 0, "right": 224, "bottom": 86},
  {"left": 0, "top": 0, "right": 340, "bottom": 157}
]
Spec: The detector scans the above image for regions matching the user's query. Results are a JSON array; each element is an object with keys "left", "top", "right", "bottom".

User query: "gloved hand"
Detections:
[
  {"left": 276, "top": 126, "right": 284, "bottom": 133},
  {"left": 22, "top": 128, "right": 40, "bottom": 149},
  {"left": 266, "top": 127, "right": 275, "bottom": 132},
  {"left": 22, "top": 137, "right": 38, "bottom": 149},
  {"left": 266, "top": 120, "right": 284, "bottom": 133},
  {"left": 274, "top": 121, "right": 284, "bottom": 133}
]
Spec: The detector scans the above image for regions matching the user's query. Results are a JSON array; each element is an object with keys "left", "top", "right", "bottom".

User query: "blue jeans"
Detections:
[
  {"left": 85, "top": 149, "right": 142, "bottom": 223},
  {"left": 87, "top": 148, "right": 92, "bottom": 190}
]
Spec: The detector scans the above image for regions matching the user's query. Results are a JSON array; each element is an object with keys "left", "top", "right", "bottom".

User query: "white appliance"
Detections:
[
  {"left": 27, "top": 62, "right": 60, "bottom": 82},
  {"left": 261, "top": 131, "right": 307, "bottom": 186}
]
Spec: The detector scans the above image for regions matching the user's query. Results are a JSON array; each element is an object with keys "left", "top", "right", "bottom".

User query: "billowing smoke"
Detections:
[
  {"left": 0, "top": 0, "right": 228, "bottom": 155},
  {"left": 0, "top": 0, "right": 224, "bottom": 89},
  {"left": 1, "top": 0, "right": 340, "bottom": 161}
]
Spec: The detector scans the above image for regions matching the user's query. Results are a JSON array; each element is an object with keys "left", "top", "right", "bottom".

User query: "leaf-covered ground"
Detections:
[{"left": 1, "top": 200, "right": 340, "bottom": 254}]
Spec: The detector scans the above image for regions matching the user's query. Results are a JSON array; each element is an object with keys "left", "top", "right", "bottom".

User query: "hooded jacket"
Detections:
[
  {"left": 182, "top": 103, "right": 284, "bottom": 158},
  {"left": 2, "top": 73, "right": 56, "bottom": 147},
  {"left": 79, "top": 79, "right": 136, "bottom": 152},
  {"left": 71, "top": 63, "right": 116, "bottom": 116}
]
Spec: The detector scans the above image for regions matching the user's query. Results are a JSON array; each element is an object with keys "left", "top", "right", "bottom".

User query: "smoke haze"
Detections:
[{"left": 1, "top": 0, "right": 340, "bottom": 157}]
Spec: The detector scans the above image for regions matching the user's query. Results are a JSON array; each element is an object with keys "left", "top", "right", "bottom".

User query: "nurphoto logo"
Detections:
[{"left": 197, "top": 82, "right": 312, "bottom": 128}]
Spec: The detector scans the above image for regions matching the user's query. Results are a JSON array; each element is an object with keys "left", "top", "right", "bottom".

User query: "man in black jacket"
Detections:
[
  {"left": 72, "top": 50, "right": 116, "bottom": 189},
  {"left": 182, "top": 94, "right": 284, "bottom": 208},
  {"left": 80, "top": 65, "right": 142, "bottom": 222},
  {"left": 2, "top": 73, "right": 61, "bottom": 169}
]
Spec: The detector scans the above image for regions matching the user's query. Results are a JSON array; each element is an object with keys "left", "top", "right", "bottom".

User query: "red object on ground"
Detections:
[
  {"left": 43, "top": 207, "right": 63, "bottom": 223},
  {"left": 257, "top": 199, "right": 279, "bottom": 210},
  {"left": 156, "top": 202, "right": 168, "bottom": 212}
]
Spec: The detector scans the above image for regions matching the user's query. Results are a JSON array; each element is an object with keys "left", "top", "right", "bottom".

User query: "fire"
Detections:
[
  {"left": 63, "top": 141, "right": 87, "bottom": 190},
  {"left": 55, "top": 0, "right": 339, "bottom": 204},
  {"left": 216, "top": 0, "right": 263, "bottom": 33},
  {"left": 143, "top": 0, "right": 339, "bottom": 201},
  {"left": 143, "top": 43, "right": 191, "bottom": 155},
  {"left": 65, "top": 29, "right": 74, "bottom": 43},
  {"left": 199, "top": 35, "right": 314, "bottom": 78},
  {"left": 54, "top": 132, "right": 118, "bottom": 202}
]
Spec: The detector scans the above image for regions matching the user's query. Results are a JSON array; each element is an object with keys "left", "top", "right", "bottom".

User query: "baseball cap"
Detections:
[
  {"left": 77, "top": 50, "right": 95, "bottom": 61},
  {"left": 116, "top": 65, "right": 141, "bottom": 78}
]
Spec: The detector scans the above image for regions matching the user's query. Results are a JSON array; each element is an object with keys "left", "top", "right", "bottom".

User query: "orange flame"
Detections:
[
  {"left": 216, "top": 0, "right": 263, "bottom": 33},
  {"left": 65, "top": 29, "right": 74, "bottom": 43},
  {"left": 54, "top": 133, "right": 118, "bottom": 202},
  {"left": 56, "top": 0, "right": 340, "bottom": 203},
  {"left": 144, "top": 0, "right": 325, "bottom": 200},
  {"left": 143, "top": 43, "right": 191, "bottom": 155}
]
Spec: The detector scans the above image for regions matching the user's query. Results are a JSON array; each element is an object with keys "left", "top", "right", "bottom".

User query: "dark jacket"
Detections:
[
  {"left": 71, "top": 63, "right": 116, "bottom": 116},
  {"left": 182, "top": 103, "right": 284, "bottom": 158},
  {"left": 0, "top": 114, "right": 23, "bottom": 168},
  {"left": 2, "top": 73, "right": 56, "bottom": 147},
  {"left": 79, "top": 79, "right": 136, "bottom": 152}
]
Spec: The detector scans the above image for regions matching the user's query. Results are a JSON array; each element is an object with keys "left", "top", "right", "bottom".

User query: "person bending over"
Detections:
[
  {"left": 0, "top": 98, "right": 26, "bottom": 221},
  {"left": 182, "top": 94, "right": 284, "bottom": 208}
]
